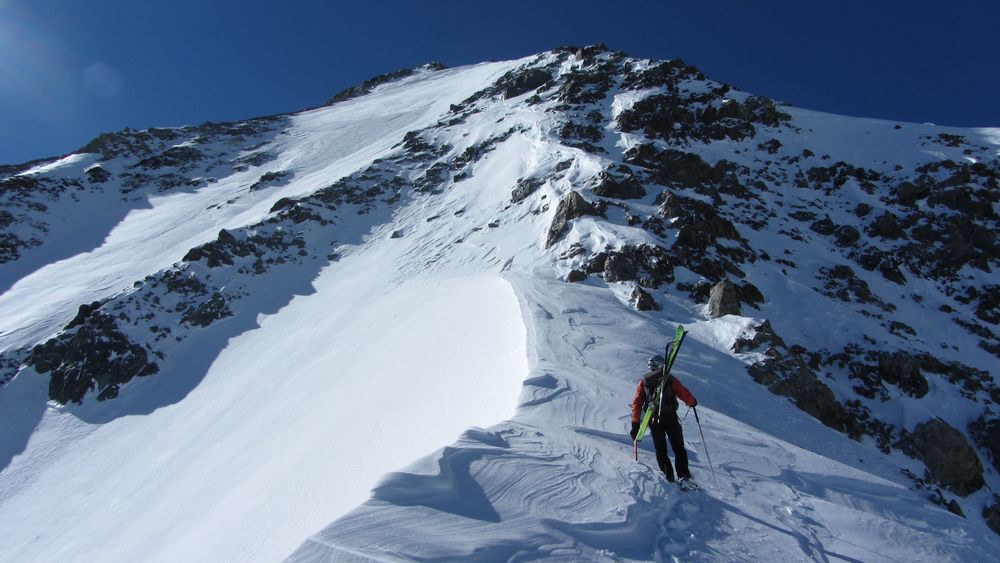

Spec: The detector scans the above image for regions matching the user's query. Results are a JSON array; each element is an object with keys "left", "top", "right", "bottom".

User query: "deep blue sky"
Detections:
[{"left": 2, "top": 0, "right": 998, "bottom": 165}]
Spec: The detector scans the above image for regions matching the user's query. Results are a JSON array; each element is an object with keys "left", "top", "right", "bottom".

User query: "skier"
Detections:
[{"left": 630, "top": 355, "right": 698, "bottom": 482}]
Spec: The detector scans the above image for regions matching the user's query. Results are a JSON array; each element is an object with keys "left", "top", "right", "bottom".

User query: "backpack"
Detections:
[{"left": 643, "top": 369, "right": 678, "bottom": 417}]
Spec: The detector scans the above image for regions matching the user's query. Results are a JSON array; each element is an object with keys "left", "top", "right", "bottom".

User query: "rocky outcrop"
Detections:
[
  {"left": 984, "top": 496, "right": 1000, "bottom": 536},
  {"left": 709, "top": 279, "right": 741, "bottom": 317},
  {"left": 876, "top": 351, "right": 929, "bottom": 398},
  {"left": 28, "top": 312, "right": 159, "bottom": 404},
  {"left": 970, "top": 414, "right": 1000, "bottom": 473},
  {"left": 511, "top": 177, "right": 545, "bottom": 204},
  {"left": 732, "top": 319, "right": 786, "bottom": 353},
  {"left": 903, "top": 419, "right": 984, "bottom": 496},
  {"left": 326, "top": 64, "right": 447, "bottom": 105},
  {"left": 630, "top": 286, "right": 659, "bottom": 311},
  {"left": 591, "top": 167, "right": 645, "bottom": 199},
  {"left": 745, "top": 329, "right": 854, "bottom": 436},
  {"left": 545, "top": 191, "right": 600, "bottom": 248},
  {"left": 584, "top": 244, "right": 675, "bottom": 288},
  {"left": 748, "top": 351, "right": 853, "bottom": 435}
]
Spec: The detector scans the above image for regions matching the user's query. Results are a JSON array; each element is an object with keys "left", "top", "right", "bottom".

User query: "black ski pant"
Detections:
[{"left": 649, "top": 412, "right": 690, "bottom": 481}]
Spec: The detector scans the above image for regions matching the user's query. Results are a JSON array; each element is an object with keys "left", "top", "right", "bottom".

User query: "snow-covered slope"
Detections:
[{"left": 1, "top": 45, "right": 998, "bottom": 561}]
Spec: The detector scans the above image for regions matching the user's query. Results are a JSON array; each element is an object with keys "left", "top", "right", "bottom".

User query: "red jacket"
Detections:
[{"left": 631, "top": 374, "right": 696, "bottom": 423}]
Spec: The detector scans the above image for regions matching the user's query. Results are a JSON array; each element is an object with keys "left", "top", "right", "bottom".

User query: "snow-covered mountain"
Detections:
[{"left": 1, "top": 44, "right": 998, "bottom": 561}]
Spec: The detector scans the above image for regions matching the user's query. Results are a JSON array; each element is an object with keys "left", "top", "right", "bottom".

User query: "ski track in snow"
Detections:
[{"left": 2, "top": 51, "right": 999, "bottom": 562}]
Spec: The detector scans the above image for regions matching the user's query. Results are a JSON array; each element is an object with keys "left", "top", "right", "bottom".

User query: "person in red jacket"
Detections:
[{"left": 630, "top": 356, "right": 697, "bottom": 482}]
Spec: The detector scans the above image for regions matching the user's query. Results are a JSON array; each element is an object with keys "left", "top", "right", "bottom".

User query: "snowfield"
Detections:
[
  {"left": 1, "top": 47, "right": 999, "bottom": 562},
  {"left": 0, "top": 274, "right": 527, "bottom": 562}
]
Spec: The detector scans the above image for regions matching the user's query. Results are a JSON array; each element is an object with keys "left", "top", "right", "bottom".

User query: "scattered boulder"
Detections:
[
  {"left": 630, "top": 286, "right": 659, "bottom": 311},
  {"left": 895, "top": 181, "right": 930, "bottom": 206},
  {"left": 512, "top": 177, "right": 545, "bottom": 203},
  {"left": 906, "top": 418, "right": 984, "bottom": 496},
  {"left": 834, "top": 225, "right": 861, "bottom": 247},
  {"left": 545, "top": 191, "right": 600, "bottom": 248},
  {"left": 809, "top": 216, "right": 836, "bottom": 236},
  {"left": 709, "top": 279, "right": 741, "bottom": 317},
  {"left": 565, "top": 269, "right": 587, "bottom": 283}
]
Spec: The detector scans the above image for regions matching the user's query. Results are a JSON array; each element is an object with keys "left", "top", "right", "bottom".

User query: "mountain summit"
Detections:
[{"left": 1, "top": 45, "right": 999, "bottom": 561}]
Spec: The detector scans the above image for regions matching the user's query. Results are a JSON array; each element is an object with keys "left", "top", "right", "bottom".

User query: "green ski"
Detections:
[{"left": 635, "top": 325, "right": 687, "bottom": 442}]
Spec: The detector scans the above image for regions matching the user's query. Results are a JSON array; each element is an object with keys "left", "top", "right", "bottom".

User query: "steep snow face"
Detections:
[
  {"left": 2, "top": 45, "right": 999, "bottom": 561},
  {"left": 0, "top": 273, "right": 527, "bottom": 563}
]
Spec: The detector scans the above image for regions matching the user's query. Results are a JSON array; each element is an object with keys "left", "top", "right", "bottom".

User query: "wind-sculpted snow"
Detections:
[{"left": 2, "top": 45, "right": 999, "bottom": 561}]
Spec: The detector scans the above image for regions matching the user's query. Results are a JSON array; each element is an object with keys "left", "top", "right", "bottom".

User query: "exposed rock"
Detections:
[
  {"left": 906, "top": 418, "right": 984, "bottom": 496},
  {"left": 970, "top": 414, "right": 1000, "bottom": 473},
  {"left": 496, "top": 67, "right": 552, "bottom": 100},
  {"left": 326, "top": 65, "right": 445, "bottom": 105},
  {"left": 545, "top": 191, "right": 600, "bottom": 248},
  {"left": 834, "top": 225, "right": 861, "bottom": 247},
  {"left": 984, "top": 496, "right": 1000, "bottom": 536},
  {"left": 604, "top": 254, "right": 637, "bottom": 283},
  {"left": 66, "top": 301, "right": 103, "bottom": 330},
  {"left": 565, "top": 269, "right": 587, "bottom": 283},
  {"left": 709, "top": 279, "right": 741, "bottom": 317},
  {"left": 28, "top": 312, "right": 159, "bottom": 404},
  {"left": 591, "top": 167, "right": 646, "bottom": 199},
  {"left": 819, "top": 265, "right": 889, "bottom": 309},
  {"left": 869, "top": 212, "right": 906, "bottom": 239},
  {"left": 749, "top": 353, "right": 852, "bottom": 434},
  {"left": 690, "top": 279, "right": 713, "bottom": 303},
  {"left": 136, "top": 146, "right": 204, "bottom": 170},
  {"left": 585, "top": 244, "right": 675, "bottom": 287},
  {"left": 809, "top": 216, "right": 836, "bottom": 236},
  {"left": 625, "top": 146, "right": 716, "bottom": 188},
  {"left": 877, "top": 351, "right": 929, "bottom": 398},
  {"left": 511, "top": 177, "right": 545, "bottom": 203},
  {"left": 86, "top": 166, "right": 111, "bottom": 183},
  {"left": 180, "top": 292, "right": 232, "bottom": 327},
  {"left": 630, "top": 286, "right": 659, "bottom": 311},
  {"left": 976, "top": 285, "right": 1000, "bottom": 324},
  {"left": 250, "top": 170, "right": 291, "bottom": 191},
  {"left": 895, "top": 181, "right": 931, "bottom": 206},
  {"left": 733, "top": 319, "right": 786, "bottom": 353}
]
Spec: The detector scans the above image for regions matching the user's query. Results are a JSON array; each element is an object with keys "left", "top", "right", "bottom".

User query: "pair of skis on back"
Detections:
[
  {"left": 633, "top": 325, "right": 718, "bottom": 487},
  {"left": 635, "top": 325, "right": 687, "bottom": 446}
]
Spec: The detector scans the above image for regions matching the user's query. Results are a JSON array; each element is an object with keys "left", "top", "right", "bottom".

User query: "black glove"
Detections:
[{"left": 629, "top": 422, "right": 640, "bottom": 440}]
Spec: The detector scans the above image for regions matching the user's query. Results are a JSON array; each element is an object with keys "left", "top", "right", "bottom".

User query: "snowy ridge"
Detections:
[{"left": 1, "top": 46, "right": 999, "bottom": 560}]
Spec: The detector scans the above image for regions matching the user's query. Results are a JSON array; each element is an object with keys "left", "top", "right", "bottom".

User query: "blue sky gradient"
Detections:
[{"left": 2, "top": 0, "right": 998, "bottom": 164}]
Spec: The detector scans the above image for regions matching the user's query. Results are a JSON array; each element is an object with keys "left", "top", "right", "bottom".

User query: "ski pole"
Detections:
[{"left": 693, "top": 407, "right": 718, "bottom": 487}]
